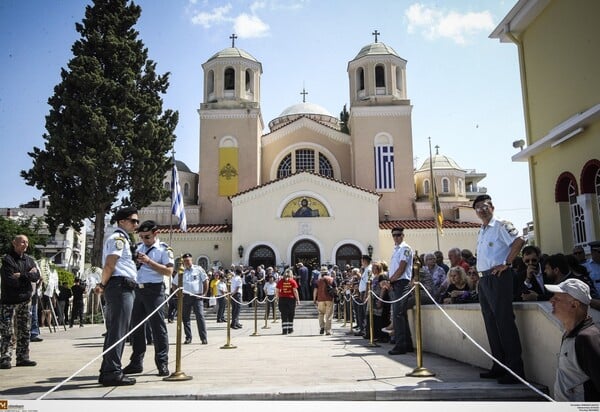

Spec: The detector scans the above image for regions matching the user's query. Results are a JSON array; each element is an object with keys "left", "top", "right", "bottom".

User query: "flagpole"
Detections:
[{"left": 428, "top": 137, "right": 441, "bottom": 252}]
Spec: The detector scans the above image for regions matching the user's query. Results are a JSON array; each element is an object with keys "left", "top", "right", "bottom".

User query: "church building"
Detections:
[{"left": 139, "top": 35, "right": 483, "bottom": 270}]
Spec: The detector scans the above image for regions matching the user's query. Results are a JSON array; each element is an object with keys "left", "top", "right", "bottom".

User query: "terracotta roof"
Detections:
[
  {"left": 379, "top": 220, "right": 480, "bottom": 230},
  {"left": 156, "top": 224, "right": 231, "bottom": 234},
  {"left": 229, "top": 170, "right": 381, "bottom": 199}
]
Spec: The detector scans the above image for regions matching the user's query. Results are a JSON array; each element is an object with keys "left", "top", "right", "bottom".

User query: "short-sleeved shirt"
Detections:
[
  {"left": 174, "top": 265, "right": 208, "bottom": 295},
  {"left": 476, "top": 217, "right": 520, "bottom": 272},
  {"left": 102, "top": 228, "right": 137, "bottom": 281},
  {"left": 264, "top": 281, "right": 277, "bottom": 296},
  {"left": 276, "top": 278, "right": 298, "bottom": 299},
  {"left": 136, "top": 239, "right": 174, "bottom": 284},
  {"left": 231, "top": 274, "right": 243, "bottom": 295},
  {"left": 389, "top": 241, "right": 413, "bottom": 281},
  {"left": 583, "top": 260, "right": 600, "bottom": 285},
  {"left": 359, "top": 265, "right": 371, "bottom": 293}
]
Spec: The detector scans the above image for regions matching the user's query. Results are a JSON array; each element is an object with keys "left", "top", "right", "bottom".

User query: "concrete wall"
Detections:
[{"left": 409, "top": 302, "right": 600, "bottom": 398}]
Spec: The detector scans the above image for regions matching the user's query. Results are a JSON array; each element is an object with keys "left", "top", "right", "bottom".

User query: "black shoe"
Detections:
[
  {"left": 184, "top": 338, "right": 192, "bottom": 344},
  {"left": 201, "top": 339, "right": 208, "bottom": 345},
  {"left": 497, "top": 375, "right": 522, "bottom": 385},
  {"left": 388, "top": 349, "right": 407, "bottom": 355},
  {"left": 100, "top": 375, "right": 136, "bottom": 387},
  {"left": 157, "top": 365, "right": 170, "bottom": 377},
  {"left": 282, "top": 330, "right": 288, "bottom": 335},
  {"left": 122, "top": 364, "right": 143, "bottom": 374},
  {"left": 16, "top": 359, "right": 37, "bottom": 367},
  {"left": 320, "top": 328, "right": 324, "bottom": 335},
  {"left": 288, "top": 329, "right": 293, "bottom": 334},
  {"left": 30, "top": 336, "right": 43, "bottom": 342},
  {"left": 231, "top": 325, "right": 241, "bottom": 329},
  {"left": 0, "top": 360, "right": 11, "bottom": 369},
  {"left": 480, "top": 370, "right": 504, "bottom": 379},
  {"left": 236, "top": 324, "right": 243, "bottom": 328}
]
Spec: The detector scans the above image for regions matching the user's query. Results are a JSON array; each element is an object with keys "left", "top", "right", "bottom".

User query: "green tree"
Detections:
[
  {"left": 0, "top": 216, "right": 47, "bottom": 258},
  {"left": 21, "top": 0, "right": 178, "bottom": 266},
  {"left": 339, "top": 104, "right": 350, "bottom": 134}
]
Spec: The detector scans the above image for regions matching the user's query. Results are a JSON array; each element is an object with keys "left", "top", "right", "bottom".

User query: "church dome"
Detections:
[
  {"left": 206, "top": 47, "right": 259, "bottom": 63},
  {"left": 268, "top": 101, "right": 339, "bottom": 131},
  {"left": 352, "top": 42, "right": 402, "bottom": 61},
  {"left": 175, "top": 160, "right": 192, "bottom": 173},
  {"left": 417, "top": 154, "right": 464, "bottom": 172}
]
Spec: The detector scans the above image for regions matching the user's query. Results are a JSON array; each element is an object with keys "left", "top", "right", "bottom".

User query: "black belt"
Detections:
[
  {"left": 138, "top": 282, "right": 163, "bottom": 289},
  {"left": 108, "top": 276, "right": 137, "bottom": 289}
]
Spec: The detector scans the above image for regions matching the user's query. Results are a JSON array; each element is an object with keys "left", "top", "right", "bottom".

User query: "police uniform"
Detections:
[
  {"left": 99, "top": 228, "right": 138, "bottom": 382},
  {"left": 174, "top": 264, "right": 208, "bottom": 343},
  {"left": 125, "top": 239, "right": 173, "bottom": 373},
  {"left": 476, "top": 216, "right": 525, "bottom": 380},
  {"left": 389, "top": 240, "right": 414, "bottom": 353}
]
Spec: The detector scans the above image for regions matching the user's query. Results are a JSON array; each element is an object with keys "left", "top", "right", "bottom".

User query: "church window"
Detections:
[
  {"left": 375, "top": 65, "right": 385, "bottom": 87},
  {"left": 207, "top": 70, "right": 214, "bottom": 95},
  {"left": 423, "top": 179, "right": 430, "bottom": 195},
  {"left": 164, "top": 182, "right": 170, "bottom": 190},
  {"left": 457, "top": 178, "right": 463, "bottom": 194},
  {"left": 318, "top": 153, "right": 333, "bottom": 178},
  {"left": 441, "top": 177, "right": 450, "bottom": 193},
  {"left": 358, "top": 68, "right": 365, "bottom": 91},
  {"left": 277, "top": 154, "right": 292, "bottom": 179},
  {"left": 569, "top": 180, "right": 586, "bottom": 246},
  {"left": 183, "top": 182, "right": 190, "bottom": 197},
  {"left": 224, "top": 67, "right": 235, "bottom": 90},
  {"left": 245, "top": 69, "right": 251, "bottom": 92},
  {"left": 296, "top": 149, "right": 315, "bottom": 173}
]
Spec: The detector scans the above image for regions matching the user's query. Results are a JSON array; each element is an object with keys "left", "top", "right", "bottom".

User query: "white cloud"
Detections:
[
  {"left": 406, "top": 3, "right": 495, "bottom": 45},
  {"left": 234, "top": 13, "right": 270, "bottom": 38},
  {"left": 190, "top": 4, "right": 233, "bottom": 29}
]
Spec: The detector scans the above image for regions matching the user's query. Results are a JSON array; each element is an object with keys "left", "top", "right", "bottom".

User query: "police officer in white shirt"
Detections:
[
  {"left": 122, "top": 220, "right": 173, "bottom": 377},
  {"left": 174, "top": 253, "right": 208, "bottom": 344},
  {"left": 474, "top": 194, "right": 525, "bottom": 384},
  {"left": 95, "top": 207, "right": 139, "bottom": 387}
]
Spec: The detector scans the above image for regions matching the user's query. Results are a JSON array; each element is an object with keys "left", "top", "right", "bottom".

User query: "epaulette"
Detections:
[{"left": 501, "top": 220, "right": 519, "bottom": 236}]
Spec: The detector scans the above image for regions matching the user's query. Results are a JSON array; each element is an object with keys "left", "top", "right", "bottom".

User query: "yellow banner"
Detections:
[{"left": 218, "top": 147, "right": 239, "bottom": 196}]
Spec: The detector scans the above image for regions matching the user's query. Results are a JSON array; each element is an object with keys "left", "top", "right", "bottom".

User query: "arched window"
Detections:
[
  {"left": 295, "top": 149, "right": 314, "bottom": 172},
  {"left": 183, "top": 182, "right": 190, "bottom": 197},
  {"left": 277, "top": 154, "right": 292, "bottom": 179},
  {"left": 457, "top": 178, "right": 464, "bottom": 194},
  {"left": 569, "top": 180, "right": 586, "bottom": 246},
  {"left": 318, "top": 153, "right": 333, "bottom": 178},
  {"left": 207, "top": 70, "right": 215, "bottom": 95},
  {"left": 423, "top": 179, "right": 430, "bottom": 196},
  {"left": 441, "top": 177, "right": 450, "bottom": 193},
  {"left": 357, "top": 68, "right": 365, "bottom": 91},
  {"left": 375, "top": 65, "right": 385, "bottom": 87},
  {"left": 224, "top": 67, "right": 235, "bottom": 90},
  {"left": 245, "top": 69, "right": 251, "bottom": 92},
  {"left": 164, "top": 182, "right": 170, "bottom": 190},
  {"left": 336, "top": 244, "right": 361, "bottom": 268}
]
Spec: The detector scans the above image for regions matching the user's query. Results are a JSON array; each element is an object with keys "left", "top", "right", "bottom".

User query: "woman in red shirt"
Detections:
[{"left": 276, "top": 269, "right": 300, "bottom": 334}]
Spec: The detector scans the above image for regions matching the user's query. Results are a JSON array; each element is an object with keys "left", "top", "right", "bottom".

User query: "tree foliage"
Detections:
[
  {"left": 21, "top": 0, "right": 178, "bottom": 266},
  {"left": 339, "top": 104, "right": 350, "bottom": 134},
  {"left": 0, "top": 216, "right": 47, "bottom": 258}
]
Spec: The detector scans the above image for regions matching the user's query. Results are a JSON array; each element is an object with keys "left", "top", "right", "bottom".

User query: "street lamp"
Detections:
[
  {"left": 238, "top": 245, "right": 244, "bottom": 258},
  {"left": 367, "top": 244, "right": 373, "bottom": 257}
]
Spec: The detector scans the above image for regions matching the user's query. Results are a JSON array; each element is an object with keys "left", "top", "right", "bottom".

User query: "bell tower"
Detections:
[
  {"left": 347, "top": 32, "right": 416, "bottom": 220},
  {"left": 198, "top": 35, "right": 264, "bottom": 224}
]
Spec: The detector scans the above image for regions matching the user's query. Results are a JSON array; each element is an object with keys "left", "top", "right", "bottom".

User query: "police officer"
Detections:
[
  {"left": 95, "top": 207, "right": 139, "bottom": 387},
  {"left": 174, "top": 253, "right": 209, "bottom": 344},
  {"left": 473, "top": 194, "right": 525, "bottom": 384},
  {"left": 122, "top": 220, "right": 173, "bottom": 377}
]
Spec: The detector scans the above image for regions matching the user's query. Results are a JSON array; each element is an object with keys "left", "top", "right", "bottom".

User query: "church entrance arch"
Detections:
[
  {"left": 336, "top": 244, "right": 361, "bottom": 268},
  {"left": 291, "top": 239, "right": 320, "bottom": 272},
  {"left": 248, "top": 245, "right": 276, "bottom": 269}
]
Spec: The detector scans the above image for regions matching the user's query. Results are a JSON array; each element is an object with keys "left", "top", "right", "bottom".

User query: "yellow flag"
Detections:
[{"left": 218, "top": 147, "right": 238, "bottom": 196}]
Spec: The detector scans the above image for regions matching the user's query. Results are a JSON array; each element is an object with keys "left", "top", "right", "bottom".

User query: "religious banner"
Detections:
[
  {"left": 281, "top": 196, "right": 329, "bottom": 218},
  {"left": 218, "top": 147, "right": 239, "bottom": 196}
]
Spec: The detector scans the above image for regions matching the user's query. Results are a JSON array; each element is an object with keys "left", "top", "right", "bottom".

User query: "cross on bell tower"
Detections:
[
  {"left": 300, "top": 87, "right": 308, "bottom": 103},
  {"left": 229, "top": 33, "right": 238, "bottom": 47},
  {"left": 372, "top": 30, "right": 380, "bottom": 43}
]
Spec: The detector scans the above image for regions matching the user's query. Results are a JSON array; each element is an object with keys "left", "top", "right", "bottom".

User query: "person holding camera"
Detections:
[
  {"left": 95, "top": 206, "right": 139, "bottom": 387},
  {"left": 520, "top": 245, "right": 549, "bottom": 301},
  {"left": 122, "top": 220, "right": 173, "bottom": 377}
]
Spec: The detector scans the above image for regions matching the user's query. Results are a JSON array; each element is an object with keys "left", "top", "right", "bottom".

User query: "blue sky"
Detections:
[{"left": 0, "top": 0, "right": 532, "bottom": 230}]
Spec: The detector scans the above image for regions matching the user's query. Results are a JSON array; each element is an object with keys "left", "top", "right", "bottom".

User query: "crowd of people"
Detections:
[{"left": 1, "top": 198, "right": 599, "bottom": 400}]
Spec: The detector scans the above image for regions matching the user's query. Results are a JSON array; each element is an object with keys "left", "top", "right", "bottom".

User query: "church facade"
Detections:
[{"left": 139, "top": 37, "right": 482, "bottom": 270}]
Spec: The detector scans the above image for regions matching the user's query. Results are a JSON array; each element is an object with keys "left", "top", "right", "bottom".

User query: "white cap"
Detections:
[{"left": 545, "top": 278, "right": 591, "bottom": 305}]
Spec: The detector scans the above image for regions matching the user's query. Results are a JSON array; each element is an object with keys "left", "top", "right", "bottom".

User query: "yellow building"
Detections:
[
  {"left": 491, "top": 0, "right": 600, "bottom": 254},
  {"left": 140, "top": 37, "right": 483, "bottom": 269}
]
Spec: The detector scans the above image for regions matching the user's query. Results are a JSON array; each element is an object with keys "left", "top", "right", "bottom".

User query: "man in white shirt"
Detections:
[{"left": 174, "top": 253, "right": 208, "bottom": 344}]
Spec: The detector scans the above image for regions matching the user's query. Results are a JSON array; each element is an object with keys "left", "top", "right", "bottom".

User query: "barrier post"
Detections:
[
  {"left": 164, "top": 257, "right": 192, "bottom": 381},
  {"left": 251, "top": 284, "right": 259, "bottom": 337},
  {"left": 220, "top": 273, "right": 237, "bottom": 349},
  {"left": 366, "top": 272, "right": 379, "bottom": 347},
  {"left": 406, "top": 252, "right": 435, "bottom": 377}
]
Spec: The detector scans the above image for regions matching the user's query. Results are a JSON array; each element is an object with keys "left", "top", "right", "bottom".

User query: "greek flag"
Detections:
[
  {"left": 375, "top": 145, "right": 395, "bottom": 190},
  {"left": 172, "top": 163, "right": 187, "bottom": 232}
]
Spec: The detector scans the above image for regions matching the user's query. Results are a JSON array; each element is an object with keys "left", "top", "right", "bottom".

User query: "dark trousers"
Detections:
[
  {"left": 231, "top": 293, "right": 241, "bottom": 326},
  {"left": 216, "top": 295, "right": 226, "bottom": 321},
  {"left": 128, "top": 283, "right": 169, "bottom": 368},
  {"left": 57, "top": 300, "right": 69, "bottom": 325},
  {"left": 278, "top": 297, "right": 296, "bottom": 333},
  {"left": 478, "top": 269, "right": 524, "bottom": 377},
  {"left": 182, "top": 295, "right": 207, "bottom": 341},
  {"left": 265, "top": 295, "right": 275, "bottom": 319},
  {"left": 355, "top": 293, "right": 366, "bottom": 332},
  {"left": 391, "top": 279, "right": 413, "bottom": 351},
  {"left": 70, "top": 300, "right": 84, "bottom": 327},
  {"left": 99, "top": 278, "right": 135, "bottom": 379}
]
